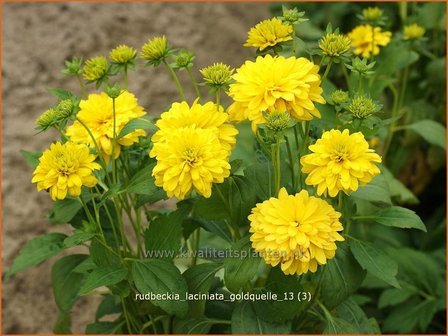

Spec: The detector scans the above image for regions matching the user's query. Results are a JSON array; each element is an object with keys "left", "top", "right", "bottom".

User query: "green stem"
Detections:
[
  {"left": 122, "top": 299, "right": 133, "bottom": 334},
  {"left": 341, "top": 63, "right": 351, "bottom": 90},
  {"left": 285, "top": 135, "right": 297, "bottom": 191},
  {"left": 382, "top": 84, "right": 400, "bottom": 159},
  {"left": 123, "top": 66, "right": 128, "bottom": 89},
  {"left": 357, "top": 74, "right": 363, "bottom": 96},
  {"left": 77, "top": 74, "right": 87, "bottom": 97},
  {"left": 321, "top": 60, "right": 333, "bottom": 82},
  {"left": 111, "top": 98, "right": 117, "bottom": 185},
  {"left": 191, "top": 228, "right": 200, "bottom": 266},
  {"left": 271, "top": 137, "right": 281, "bottom": 195},
  {"left": 163, "top": 59, "right": 186, "bottom": 100},
  {"left": 216, "top": 90, "right": 221, "bottom": 107},
  {"left": 187, "top": 68, "right": 201, "bottom": 101}
]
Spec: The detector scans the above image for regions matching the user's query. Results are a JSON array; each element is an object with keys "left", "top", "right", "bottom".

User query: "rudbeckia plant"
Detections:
[{"left": 8, "top": 3, "right": 446, "bottom": 335}]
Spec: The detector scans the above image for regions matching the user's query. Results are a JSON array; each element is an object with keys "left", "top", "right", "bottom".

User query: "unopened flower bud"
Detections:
[
  {"left": 331, "top": 90, "right": 349, "bottom": 105},
  {"left": 319, "top": 33, "right": 352, "bottom": 57},
  {"left": 200, "top": 63, "right": 234, "bottom": 89},
  {"left": 109, "top": 45, "right": 137, "bottom": 64},
  {"left": 265, "top": 111, "right": 291, "bottom": 132},
  {"left": 348, "top": 96, "right": 377, "bottom": 118},
  {"left": 83, "top": 56, "right": 108, "bottom": 81},
  {"left": 141, "top": 35, "right": 169, "bottom": 66}
]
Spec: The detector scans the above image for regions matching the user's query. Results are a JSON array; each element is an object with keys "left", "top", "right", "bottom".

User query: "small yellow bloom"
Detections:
[
  {"left": 66, "top": 91, "right": 146, "bottom": 162},
  {"left": 249, "top": 188, "right": 344, "bottom": 275},
  {"left": 319, "top": 33, "right": 352, "bottom": 57},
  {"left": 227, "top": 55, "right": 325, "bottom": 130},
  {"left": 151, "top": 127, "right": 231, "bottom": 200},
  {"left": 141, "top": 36, "right": 169, "bottom": 64},
  {"left": 362, "top": 7, "right": 383, "bottom": 21},
  {"left": 301, "top": 129, "right": 382, "bottom": 197},
  {"left": 244, "top": 18, "right": 293, "bottom": 51},
  {"left": 404, "top": 24, "right": 425, "bottom": 40},
  {"left": 200, "top": 63, "right": 234, "bottom": 89},
  {"left": 109, "top": 45, "right": 137, "bottom": 64},
  {"left": 32, "top": 142, "right": 100, "bottom": 201},
  {"left": 150, "top": 100, "right": 238, "bottom": 153},
  {"left": 83, "top": 56, "right": 108, "bottom": 81},
  {"left": 348, "top": 25, "right": 392, "bottom": 58}
]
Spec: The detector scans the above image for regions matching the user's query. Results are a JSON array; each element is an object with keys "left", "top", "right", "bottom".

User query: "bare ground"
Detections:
[{"left": 1, "top": 2, "right": 269, "bottom": 333}]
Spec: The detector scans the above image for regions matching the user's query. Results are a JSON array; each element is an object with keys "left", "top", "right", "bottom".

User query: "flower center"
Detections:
[
  {"left": 331, "top": 145, "right": 349, "bottom": 163},
  {"left": 182, "top": 148, "right": 200, "bottom": 167}
]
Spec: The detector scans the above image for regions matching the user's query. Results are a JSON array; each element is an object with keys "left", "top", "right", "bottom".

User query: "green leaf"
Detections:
[
  {"left": 323, "top": 316, "right": 359, "bottom": 334},
  {"left": 336, "top": 298, "right": 380, "bottom": 334},
  {"left": 53, "top": 311, "right": 72, "bottom": 334},
  {"left": 6, "top": 233, "right": 67, "bottom": 278},
  {"left": 194, "top": 176, "right": 257, "bottom": 227},
  {"left": 381, "top": 166, "right": 418, "bottom": 204},
  {"left": 48, "top": 198, "right": 82, "bottom": 225},
  {"left": 224, "top": 236, "right": 261, "bottom": 293},
  {"left": 172, "top": 318, "right": 213, "bottom": 334},
  {"left": 350, "top": 239, "right": 400, "bottom": 288},
  {"left": 89, "top": 238, "right": 121, "bottom": 267},
  {"left": 183, "top": 262, "right": 223, "bottom": 317},
  {"left": 319, "top": 243, "right": 366, "bottom": 309},
  {"left": 85, "top": 321, "right": 124, "bottom": 334},
  {"left": 95, "top": 295, "right": 122, "bottom": 321},
  {"left": 64, "top": 232, "right": 95, "bottom": 248},
  {"left": 132, "top": 259, "right": 188, "bottom": 317},
  {"left": 351, "top": 174, "right": 391, "bottom": 204},
  {"left": 117, "top": 115, "right": 155, "bottom": 140},
  {"left": 48, "top": 88, "right": 75, "bottom": 100},
  {"left": 20, "top": 149, "right": 41, "bottom": 168},
  {"left": 79, "top": 266, "right": 128, "bottom": 295},
  {"left": 144, "top": 208, "right": 188, "bottom": 260},
  {"left": 194, "top": 219, "right": 232, "bottom": 243},
  {"left": 126, "top": 163, "right": 165, "bottom": 201},
  {"left": 231, "top": 301, "right": 292, "bottom": 334},
  {"left": 378, "top": 287, "right": 416, "bottom": 309},
  {"left": 72, "top": 257, "right": 97, "bottom": 274},
  {"left": 383, "top": 299, "right": 438, "bottom": 333},
  {"left": 376, "top": 40, "right": 419, "bottom": 75},
  {"left": 52, "top": 254, "right": 88, "bottom": 312},
  {"left": 402, "top": 119, "right": 446, "bottom": 150},
  {"left": 243, "top": 162, "right": 273, "bottom": 200},
  {"left": 373, "top": 206, "right": 426, "bottom": 231}
]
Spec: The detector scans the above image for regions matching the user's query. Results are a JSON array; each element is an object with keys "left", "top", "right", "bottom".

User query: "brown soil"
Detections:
[{"left": 1, "top": 2, "right": 269, "bottom": 333}]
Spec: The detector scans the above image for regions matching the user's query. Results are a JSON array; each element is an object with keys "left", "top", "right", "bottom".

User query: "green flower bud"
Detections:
[
  {"left": 62, "top": 57, "right": 83, "bottom": 76},
  {"left": 200, "top": 63, "right": 234, "bottom": 90},
  {"left": 36, "top": 108, "right": 59, "bottom": 130},
  {"left": 265, "top": 111, "right": 291, "bottom": 132},
  {"left": 362, "top": 7, "right": 383, "bottom": 21},
  {"left": 331, "top": 90, "right": 349, "bottom": 105},
  {"left": 319, "top": 33, "right": 352, "bottom": 57},
  {"left": 109, "top": 45, "right": 137, "bottom": 64},
  {"left": 346, "top": 57, "right": 375, "bottom": 77},
  {"left": 348, "top": 96, "right": 377, "bottom": 119},
  {"left": 141, "top": 35, "right": 169, "bottom": 66},
  {"left": 279, "top": 7, "right": 307, "bottom": 26},
  {"left": 55, "top": 99, "right": 74, "bottom": 118},
  {"left": 172, "top": 49, "right": 195, "bottom": 69},
  {"left": 106, "top": 84, "right": 122, "bottom": 99},
  {"left": 83, "top": 56, "right": 108, "bottom": 81}
]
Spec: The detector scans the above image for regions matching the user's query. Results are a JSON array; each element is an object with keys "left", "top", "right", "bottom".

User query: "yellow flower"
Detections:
[
  {"left": 109, "top": 45, "right": 137, "bottom": 64},
  {"left": 66, "top": 91, "right": 146, "bottom": 162},
  {"left": 249, "top": 188, "right": 344, "bottom": 275},
  {"left": 404, "top": 24, "right": 425, "bottom": 40},
  {"left": 319, "top": 33, "right": 352, "bottom": 57},
  {"left": 227, "top": 55, "right": 325, "bottom": 130},
  {"left": 362, "top": 7, "right": 383, "bottom": 21},
  {"left": 244, "top": 18, "right": 293, "bottom": 51},
  {"left": 32, "top": 142, "right": 100, "bottom": 201},
  {"left": 151, "top": 127, "right": 231, "bottom": 200},
  {"left": 141, "top": 35, "right": 169, "bottom": 65},
  {"left": 301, "top": 129, "right": 382, "bottom": 197},
  {"left": 83, "top": 56, "right": 108, "bottom": 81},
  {"left": 200, "top": 63, "right": 234, "bottom": 89},
  {"left": 151, "top": 100, "right": 238, "bottom": 154},
  {"left": 348, "top": 25, "right": 392, "bottom": 58}
]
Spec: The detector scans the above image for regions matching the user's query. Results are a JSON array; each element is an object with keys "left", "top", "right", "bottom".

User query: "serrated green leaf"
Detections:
[
  {"left": 350, "top": 239, "right": 400, "bottom": 288},
  {"left": 336, "top": 298, "right": 380, "bottom": 334},
  {"left": 64, "top": 232, "right": 95, "bottom": 248},
  {"left": 402, "top": 119, "right": 446, "bottom": 150},
  {"left": 224, "top": 236, "right": 261, "bottom": 293},
  {"left": 117, "top": 115, "right": 155, "bottom": 140},
  {"left": 52, "top": 254, "right": 88, "bottom": 312},
  {"left": 6, "top": 233, "right": 67, "bottom": 278},
  {"left": 95, "top": 295, "right": 122, "bottom": 321},
  {"left": 20, "top": 150, "right": 41, "bottom": 168},
  {"left": 231, "top": 301, "right": 292, "bottom": 334},
  {"left": 373, "top": 206, "right": 426, "bottom": 231},
  {"left": 319, "top": 243, "right": 366, "bottom": 309},
  {"left": 351, "top": 174, "right": 391, "bottom": 204},
  {"left": 132, "top": 259, "right": 188, "bottom": 317},
  {"left": 85, "top": 321, "right": 124, "bottom": 334},
  {"left": 172, "top": 318, "right": 213, "bottom": 334},
  {"left": 183, "top": 262, "right": 223, "bottom": 317},
  {"left": 378, "top": 287, "right": 416, "bottom": 309},
  {"left": 48, "top": 198, "right": 82, "bottom": 225},
  {"left": 323, "top": 316, "right": 359, "bottom": 334},
  {"left": 79, "top": 266, "right": 128, "bottom": 295}
]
